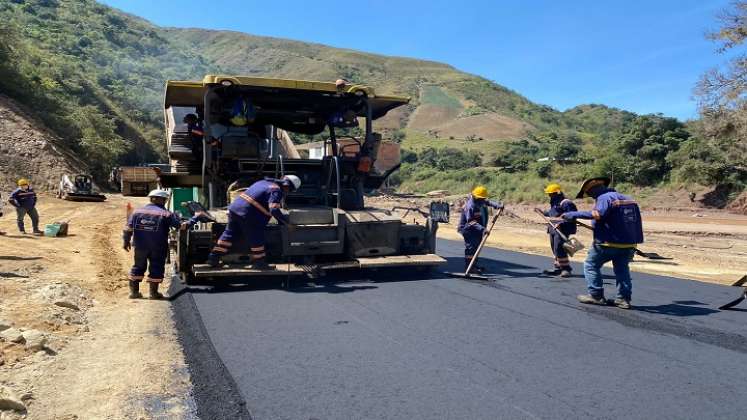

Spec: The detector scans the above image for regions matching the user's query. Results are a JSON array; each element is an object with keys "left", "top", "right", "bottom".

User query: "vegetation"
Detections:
[{"left": 0, "top": 0, "right": 744, "bottom": 206}]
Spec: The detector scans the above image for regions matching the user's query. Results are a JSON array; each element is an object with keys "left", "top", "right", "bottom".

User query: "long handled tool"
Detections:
[
  {"left": 719, "top": 275, "right": 747, "bottom": 310},
  {"left": 447, "top": 208, "right": 503, "bottom": 280},
  {"left": 534, "top": 209, "right": 584, "bottom": 256},
  {"left": 574, "top": 220, "right": 672, "bottom": 260}
]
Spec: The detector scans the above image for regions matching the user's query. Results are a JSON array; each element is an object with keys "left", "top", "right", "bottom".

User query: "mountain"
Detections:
[{"left": 0, "top": 0, "right": 637, "bottom": 168}]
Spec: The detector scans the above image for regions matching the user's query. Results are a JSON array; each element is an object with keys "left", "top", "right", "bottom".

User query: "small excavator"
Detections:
[{"left": 57, "top": 174, "right": 107, "bottom": 202}]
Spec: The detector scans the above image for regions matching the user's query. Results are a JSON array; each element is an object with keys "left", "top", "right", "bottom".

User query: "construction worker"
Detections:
[
  {"left": 538, "top": 183, "right": 578, "bottom": 277},
  {"left": 457, "top": 186, "right": 504, "bottom": 273},
  {"left": 207, "top": 175, "right": 301, "bottom": 268},
  {"left": 562, "top": 177, "right": 644, "bottom": 309},
  {"left": 9, "top": 179, "right": 41, "bottom": 235},
  {"left": 184, "top": 113, "right": 205, "bottom": 162},
  {"left": 123, "top": 189, "right": 199, "bottom": 299}
]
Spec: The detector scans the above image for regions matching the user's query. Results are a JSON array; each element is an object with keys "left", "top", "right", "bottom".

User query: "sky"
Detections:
[{"left": 100, "top": 0, "right": 735, "bottom": 120}]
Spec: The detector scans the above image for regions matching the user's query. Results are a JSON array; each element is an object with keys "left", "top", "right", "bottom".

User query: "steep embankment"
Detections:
[{"left": 0, "top": 94, "right": 86, "bottom": 192}]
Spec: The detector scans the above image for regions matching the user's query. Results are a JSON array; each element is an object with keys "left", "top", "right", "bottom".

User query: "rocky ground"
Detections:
[{"left": 0, "top": 194, "right": 195, "bottom": 420}]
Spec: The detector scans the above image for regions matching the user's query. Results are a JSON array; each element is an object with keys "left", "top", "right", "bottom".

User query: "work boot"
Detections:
[
  {"left": 251, "top": 259, "right": 271, "bottom": 270},
  {"left": 559, "top": 269, "right": 572, "bottom": 278},
  {"left": 128, "top": 281, "right": 142, "bottom": 299},
  {"left": 149, "top": 282, "right": 164, "bottom": 300},
  {"left": 543, "top": 267, "right": 562, "bottom": 276},
  {"left": 33, "top": 230, "right": 43, "bottom": 236},
  {"left": 613, "top": 298, "right": 631, "bottom": 310},
  {"left": 577, "top": 294, "right": 607, "bottom": 305},
  {"left": 207, "top": 254, "right": 221, "bottom": 268}
]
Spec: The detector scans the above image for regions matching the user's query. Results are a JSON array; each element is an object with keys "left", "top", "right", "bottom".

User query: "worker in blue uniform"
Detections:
[
  {"left": 207, "top": 175, "right": 302, "bottom": 269},
  {"left": 123, "top": 189, "right": 199, "bottom": 299},
  {"left": 538, "top": 183, "right": 578, "bottom": 277},
  {"left": 457, "top": 186, "right": 504, "bottom": 274},
  {"left": 562, "top": 177, "right": 644, "bottom": 309},
  {"left": 9, "top": 178, "right": 42, "bottom": 235}
]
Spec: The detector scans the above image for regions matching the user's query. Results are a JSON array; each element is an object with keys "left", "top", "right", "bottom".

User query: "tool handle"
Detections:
[
  {"left": 533, "top": 208, "right": 570, "bottom": 241},
  {"left": 575, "top": 220, "right": 594, "bottom": 231}
]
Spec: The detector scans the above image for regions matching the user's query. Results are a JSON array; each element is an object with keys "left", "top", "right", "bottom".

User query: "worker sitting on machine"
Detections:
[
  {"left": 457, "top": 186, "right": 504, "bottom": 274},
  {"left": 207, "top": 175, "right": 302, "bottom": 269},
  {"left": 538, "top": 183, "right": 578, "bottom": 277}
]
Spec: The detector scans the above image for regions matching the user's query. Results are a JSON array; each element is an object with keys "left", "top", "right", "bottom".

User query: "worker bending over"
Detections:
[
  {"left": 457, "top": 186, "right": 504, "bottom": 274},
  {"left": 123, "top": 189, "right": 198, "bottom": 299},
  {"left": 562, "top": 177, "right": 644, "bottom": 309},
  {"left": 207, "top": 175, "right": 301, "bottom": 269},
  {"left": 539, "top": 183, "right": 577, "bottom": 277},
  {"left": 9, "top": 178, "right": 42, "bottom": 235}
]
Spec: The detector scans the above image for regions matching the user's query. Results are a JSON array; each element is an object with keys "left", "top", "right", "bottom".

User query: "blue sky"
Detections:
[{"left": 100, "top": 0, "right": 733, "bottom": 120}]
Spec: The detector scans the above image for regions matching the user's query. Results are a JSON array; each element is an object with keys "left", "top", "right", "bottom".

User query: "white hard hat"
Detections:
[
  {"left": 148, "top": 189, "right": 170, "bottom": 199},
  {"left": 282, "top": 175, "right": 301, "bottom": 191}
]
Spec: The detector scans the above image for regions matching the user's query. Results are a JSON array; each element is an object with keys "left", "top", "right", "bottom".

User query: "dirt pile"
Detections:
[
  {"left": 0, "top": 94, "right": 86, "bottom": 193},
  {"left": 727, "top": 191, "right": 747, "bottom": 215}
]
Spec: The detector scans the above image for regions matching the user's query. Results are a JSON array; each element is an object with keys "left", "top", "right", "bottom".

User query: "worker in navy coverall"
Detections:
[
  {"left": 562, "top": 177, "right": 644, "bottom": 309},
  {"left": 207, "top": 175, "right": 301, "bottom": 269},
  {"left": 123, "top": 189, "right": 199, "bottom": 299},
  {"left": 457, "top": 186, "right": 504, "bottom": 274},
  {"left": 538, "top": 183, "right": 578, "bottom": 277},
  {"left": 9, "top": 178, "right": 42, "bottom": 235}
]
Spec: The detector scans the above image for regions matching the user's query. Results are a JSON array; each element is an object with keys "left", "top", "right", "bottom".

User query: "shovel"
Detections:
[
  {"left": 446, "top": 208, "right": 503, "bottom": 280},
  {"left": 574, "top": 220, "right": 672, "bottom": 260},
  {"left": 534, "top": 209, "right": 584, "bottom": 256},
  {"left": 719, "top": 275, "right": 747, "bottom": 310}
]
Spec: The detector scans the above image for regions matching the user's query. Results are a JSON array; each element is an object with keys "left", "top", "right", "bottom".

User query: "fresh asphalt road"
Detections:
[{"left": 184, "top": 239, "right": 747, "bottom": 420}]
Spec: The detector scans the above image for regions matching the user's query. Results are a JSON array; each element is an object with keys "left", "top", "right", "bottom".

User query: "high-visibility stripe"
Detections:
[
  {"left": 129, "top": 274, "right": 144, "bottom": 280},
  {"left": 212, "top": 246, "right": 228, "bottom": 253},
  {"left": 250, "top": 246, "right": 265, "bottom": 251},
  {"left": 600, "top": 242, "right": 637, "bottom": 249},
  {"left": 134, "top": 209, "right": 171, "bottom": 217},
  {"left": 239, "top": 193, "right": 272, "bottom": 217},
  {"left": 123, "top": 227, "right": 133, "bottom": 232},
  {"left": 250, "top": 253, "right": 266, "bottom": 260},
  {"left": 612, "top": 200, "right": 637, "bottom": 207},
  {"left": 147, "top": 277, "right": 163, "bottom": 283},
  {"left": 216, "top": 240, "right": 232, "bottom": 246}
]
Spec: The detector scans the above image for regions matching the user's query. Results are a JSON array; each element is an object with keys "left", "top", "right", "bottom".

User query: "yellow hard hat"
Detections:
[
  {"left": 17, "top": 178, "right": 29, "bottom": 186},
  {"left": 472, "top": 185, "right": 489, "bottom": 199},
  {"left": 544, "top": 183, "right": 562, "bottom": 194}
]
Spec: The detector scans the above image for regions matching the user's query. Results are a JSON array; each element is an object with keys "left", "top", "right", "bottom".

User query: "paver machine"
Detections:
[{"left": 159, "top": 75, "right": 448, "bottom": 283}]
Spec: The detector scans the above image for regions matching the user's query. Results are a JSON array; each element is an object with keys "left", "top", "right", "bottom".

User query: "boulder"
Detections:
[
  {"left": 0, "top": 386, "right": 25, "bottom": 412},
  {"left": 0, "top": 328, "right": 23, "bottom": 344},
  {"left": 54, "top": 300, "right": 80, "bottom": 311},
  {"left": 0, "top": 320, "right": 10, "bottom": 332},
  {"left": 21, "top": 329, "right": 47, "bottom": 351}
]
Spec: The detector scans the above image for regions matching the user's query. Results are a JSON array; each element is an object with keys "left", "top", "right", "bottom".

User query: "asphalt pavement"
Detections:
[{"left": 173, "top": 239, "right": 747, "bottom": 420}]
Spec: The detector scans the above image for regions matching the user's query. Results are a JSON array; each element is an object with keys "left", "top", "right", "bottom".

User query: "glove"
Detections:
[
  {"left": 123, "top": 242, "right": 131, "bottom": 252},
  {"left": 179, "top": 221, "right": 191, "bottom": 231}
]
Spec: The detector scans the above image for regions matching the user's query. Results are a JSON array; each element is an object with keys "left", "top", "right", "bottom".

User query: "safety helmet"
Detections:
[
  {"left": 147, "top": 189, "right": 170, "bottom": 199},
  {"left": 282, "top": 175, "right": 302, "bottom": 191},
  {"left": 472, "top": 185, "right": 488, "bottom": 199},
  {"left": 544, "top": 183, "right": 562, "bottom": 195},
  {"left": 17, "top": 178, "right": 29, "bottom": 186}
]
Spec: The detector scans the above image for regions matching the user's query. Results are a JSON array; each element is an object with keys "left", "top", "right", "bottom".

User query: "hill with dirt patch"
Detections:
[{"left": 0, "top": 94, "right": 86, "bottom": 193}]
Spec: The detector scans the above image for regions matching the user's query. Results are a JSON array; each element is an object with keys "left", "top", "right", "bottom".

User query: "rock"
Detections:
[
  {"left": 0, "top": 385, "right": 26, "bottom": 412},
  {"left": 0, "top": 328, "right": 23, "bottom": 344},
  {"left": 21, "top": 330, "right": 47, "bottom": 351},
  {"left": 54, "top": 301, "right": 80, "bottom": 311},
  {"left": 0, "top": 320, "right": 10, "bottom": 332}
]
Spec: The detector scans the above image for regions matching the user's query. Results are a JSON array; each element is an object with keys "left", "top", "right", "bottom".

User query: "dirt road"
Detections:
[
  {"left": 0, "top": 194, "right": 195, "bottom": 419},
  {"left": 373, "top": 195, "right": 747, "bottom": 285}
]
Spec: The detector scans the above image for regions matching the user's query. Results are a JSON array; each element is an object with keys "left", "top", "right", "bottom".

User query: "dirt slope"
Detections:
[{"left": 0, "top": 95, "right": 86, "bottom": 193}]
